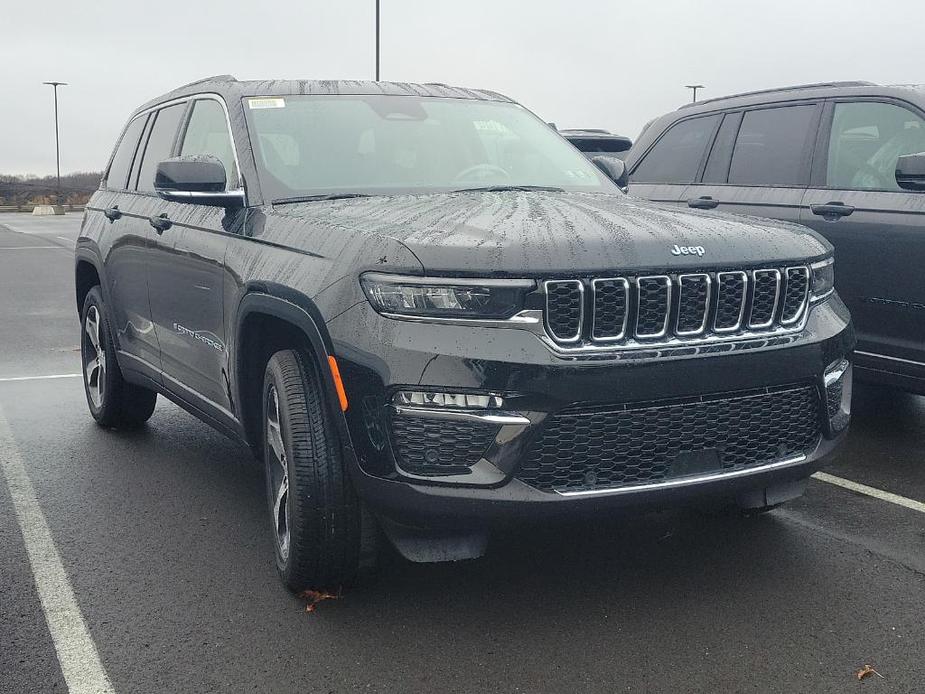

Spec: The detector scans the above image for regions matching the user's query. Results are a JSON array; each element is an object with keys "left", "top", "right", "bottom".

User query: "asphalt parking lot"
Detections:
[{"left": 1, "top": 212, "right": 923, "bottom": 693}]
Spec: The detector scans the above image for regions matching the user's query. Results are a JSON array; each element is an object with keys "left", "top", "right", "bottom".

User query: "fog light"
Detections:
[
  {"left": 824, "top": 359, "right": 852, "bottom": 433},
  {"left": 393, "top": 390, "right": 504, "bottom": 409}
]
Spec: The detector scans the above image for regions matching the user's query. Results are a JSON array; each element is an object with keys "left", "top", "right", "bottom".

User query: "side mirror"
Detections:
[
  {"left": 896, "top": 152, "right": 925, "bottom": 192},
  {"left": 155, "top": 155, "right": 244, "bottom": 207},
  {"left": 591, "top": 155, "right": 628, "bottom": 190}
]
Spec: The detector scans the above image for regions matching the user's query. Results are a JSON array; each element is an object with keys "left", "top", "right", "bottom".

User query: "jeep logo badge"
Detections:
[{"left": 671, "top": 244, "right": 705, "bottom": 257}]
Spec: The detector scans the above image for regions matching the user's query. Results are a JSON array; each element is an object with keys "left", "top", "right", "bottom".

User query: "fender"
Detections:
[
  {"left": 233, "top": 286, "right": 352, "bottom": 451},
  {"left": 74, "top": 246, "right": 119, "bottom": 343}
]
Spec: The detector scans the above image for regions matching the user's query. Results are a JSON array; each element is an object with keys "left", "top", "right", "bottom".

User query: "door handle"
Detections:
[
  {"left": 149, "top": 213, "right": 172, "bottom": 233},
  {"left": 810, "top": 202, "right": 855, "bottom": 220},
  {"left": 103, "top": 205, "right": 122, "bottom": 222},
  {"left": 687, "top": 196, "right": 720, "bottom": 210}
]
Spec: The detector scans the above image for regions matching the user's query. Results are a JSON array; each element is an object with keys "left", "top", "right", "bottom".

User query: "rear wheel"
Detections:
[
  {"left": 80, "top": 286, "right": 157, "bottom": 428},
  {"left": 262, "top": 349, "right": 373, "bottom": 592}
]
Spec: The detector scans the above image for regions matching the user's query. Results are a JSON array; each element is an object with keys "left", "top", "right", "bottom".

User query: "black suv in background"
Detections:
[
  {"left": 561, "top": 128, "right": 633, "bottom": 159},
  {"left": 77, "top": 76, "right": 853, "bottom": 592},
  {"left": 624, "top": 81, "right": 925, "bottom": 393}
]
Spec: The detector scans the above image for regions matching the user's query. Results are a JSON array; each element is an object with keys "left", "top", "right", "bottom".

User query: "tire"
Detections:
[
  {"left": 262, "top": 349, "right": 373, "bottom": 592},
  {"left": 80, "top": 286, "right": 157, "bottom": 428}
]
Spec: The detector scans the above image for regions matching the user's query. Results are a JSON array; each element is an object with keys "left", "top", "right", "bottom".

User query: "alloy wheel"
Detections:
[
  {"left": 266, "top": 385, "right": 291, "bottom": 561},
  {"left": 83, "top": 305, "right": 106, "bottom": 408}
]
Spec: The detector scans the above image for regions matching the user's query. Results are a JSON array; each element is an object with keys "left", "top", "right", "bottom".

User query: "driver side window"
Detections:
[{"left": 827, "top": 102, "right": 925, "bottom": 191}]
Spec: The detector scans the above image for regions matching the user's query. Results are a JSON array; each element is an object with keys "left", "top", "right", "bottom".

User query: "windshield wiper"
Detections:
[
  {"left": 272, "top": 193, "right": 373, "bottom": 205},
  {"left": 451, "top": 185, "right": 565, "bottom": 194}
]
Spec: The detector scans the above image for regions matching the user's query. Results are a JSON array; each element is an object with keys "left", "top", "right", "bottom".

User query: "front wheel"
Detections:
[
  {"left": 262, "top": 349, "right": 372, "bottom": 592},
  {"left": 80, "top": 286, "right": 157, "bottom": 428}
]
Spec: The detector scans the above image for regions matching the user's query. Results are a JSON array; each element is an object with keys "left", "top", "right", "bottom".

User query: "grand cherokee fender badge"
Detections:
[
  {"left": 174, "top": 323, "right": 224, "bottom": 352},
  {"left": 671, "top": 244, "right": 705, "bottom": 257}
]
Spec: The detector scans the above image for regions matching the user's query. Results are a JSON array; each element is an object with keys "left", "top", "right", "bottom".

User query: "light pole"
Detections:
[
  {"left": 375, "top": 0, "right": 380, "bottom": 81},
  {"left": 43, "top": 81, "right": 67, "bottom": 207},
  {"left": 685, "top": 84, "right": 704, "bottom": 103}
]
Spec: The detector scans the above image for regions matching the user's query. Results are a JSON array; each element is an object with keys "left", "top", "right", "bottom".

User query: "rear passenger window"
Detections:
[
  {"left": 106, "top": 117, "right": 146, "bottom": 190},
  {"left": 135, "top": 103, "right": 186, "bottom": 193},
  {"left": 180, "top": 99, "right": 239, "bottom": 188},
  {"left": 728, "top": 105, "right": 816, "bottom": 186},
  {"left": 631, "top": 115, "right": 720, "bottom": 184}
]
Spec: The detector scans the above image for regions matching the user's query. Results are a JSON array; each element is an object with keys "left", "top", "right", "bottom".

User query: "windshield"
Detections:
[{"left": 243, "top": 95, "right": 613, "bottom": 201}]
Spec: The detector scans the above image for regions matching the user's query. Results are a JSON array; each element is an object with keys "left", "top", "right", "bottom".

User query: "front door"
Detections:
[
  {"left": 144, "top": 97, "right": 241, "bottom": 414},
  {"left": 801, "top": 99, "right": 925, "bottom": 375}
]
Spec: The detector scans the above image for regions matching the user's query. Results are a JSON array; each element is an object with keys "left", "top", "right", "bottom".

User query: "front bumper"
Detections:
[{"left": 328, "top": 294, "right": 854, "bottom": 526}]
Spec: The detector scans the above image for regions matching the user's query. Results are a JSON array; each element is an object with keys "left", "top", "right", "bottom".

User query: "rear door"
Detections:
[
  {"left": 95, "top": 113, "right": 162, "bottom": 372},
  {"left": 145, "top": 97, "right": 240, "bottom": 415},
  {"left": 626, "top": 114, "right": 721, "bottom": 205},
  {"left": 801, "top": 98, "right": 925, "bottom": 375},
  {"left": 684, "top": 102, "right": 822, "bottom": 225}
]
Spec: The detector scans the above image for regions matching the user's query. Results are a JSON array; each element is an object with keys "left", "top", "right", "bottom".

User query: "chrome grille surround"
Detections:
[
  {"left": 675, "top": 273, "right": 712, "bottom": 336},
  {"left": 590, "top": 277, "right": 629, "bottom": 342},
  {"left": 713, "top": 271, "right": 748, "bottom": 333},
  {"left": 781, "top": 266, "right": 810, "bottom": 325},
  {"left": 544, "top": 280, "right": 584, "bottom": 343},
  {"left": 635, "top": 275, "right": 672, "bottom": 339},
  {"left": 748, "top": 269, "right": 781, "bottom": 329},
  {"left": 540, "top": 264, "right": 812, "bottom": 353}
]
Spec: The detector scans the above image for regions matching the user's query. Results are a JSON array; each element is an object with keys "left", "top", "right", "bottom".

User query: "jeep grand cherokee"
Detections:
[{"left": 76, "top": 76, "right": 854, "bottom": 592}]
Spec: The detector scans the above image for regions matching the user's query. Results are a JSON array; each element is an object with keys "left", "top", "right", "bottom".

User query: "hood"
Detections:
[{"left": 271, "top": 191, "right": 831, "bottom": 276}]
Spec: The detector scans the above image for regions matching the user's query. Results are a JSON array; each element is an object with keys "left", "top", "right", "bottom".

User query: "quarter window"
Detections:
[
  {"left": 180, "top": 99, "right": 238, "bottom": 189},
  {"left": 106, "top": 116, "right": 146, "bottom": 190},
  {"left": 727, "top": 105, "right": 816, "bottom": 186},
  {"left": 826, "top": 101, "right": 925, "bottom": 191},
  {"left": 631, "top": 115, "right": 720, "bottom": 184},
  {"left": 135, "top": 103, "right": 186, "bottom": 193}
]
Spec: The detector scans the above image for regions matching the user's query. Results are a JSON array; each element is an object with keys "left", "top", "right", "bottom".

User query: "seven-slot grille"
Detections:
[{"left": 544, "top": 266, "right": 811, "bottom": 348}]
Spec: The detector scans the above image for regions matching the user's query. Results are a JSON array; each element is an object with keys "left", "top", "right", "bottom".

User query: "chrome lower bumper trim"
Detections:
[
  {"left": 554, "top": 453, "right": 808, "bottom": 497},
  {"left": 390, "top": 405, "right": 530, "bottom": 425},
  {"left": 855, "top": 350, "right": 925, "bottom": 368}
]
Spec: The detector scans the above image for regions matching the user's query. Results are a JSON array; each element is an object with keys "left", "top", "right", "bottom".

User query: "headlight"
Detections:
[
  {"left": 810, "top": 257, "right": 835, "bottom": 302},
  {"left": 360, "top": 273, "right": 534, "bottom": 319}
]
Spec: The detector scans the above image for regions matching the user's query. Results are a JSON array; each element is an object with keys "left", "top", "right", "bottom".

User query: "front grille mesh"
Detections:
[
  {"left": 517, "top": 385, "right": 822, "bottom": 493},
  {"left": 542, "top": 265, "right": 811, "bottom": 348}
]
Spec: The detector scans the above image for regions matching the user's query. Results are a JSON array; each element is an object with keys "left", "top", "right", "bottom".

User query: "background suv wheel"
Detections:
[{"left": 80, "top": 286, "right": 157, "bottom": 428}]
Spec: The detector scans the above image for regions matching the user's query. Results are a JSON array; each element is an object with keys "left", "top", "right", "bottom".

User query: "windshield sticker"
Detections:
[
  {"left": 248, "top": 97, "right": 286, "bottom": 110},
  {"left": 473, "top": 120, "right": 511, "bottom": 133}
]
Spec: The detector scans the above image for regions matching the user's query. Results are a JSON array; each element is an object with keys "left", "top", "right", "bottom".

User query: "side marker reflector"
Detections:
[{"left": 327, "top": 355, "right": 348, "bottom": 412}]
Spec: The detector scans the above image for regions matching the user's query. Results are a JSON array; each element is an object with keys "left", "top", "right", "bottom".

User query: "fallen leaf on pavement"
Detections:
[
  {"left": 856, "top": 665, "right": 884, "bottom": 681},
  {"left": 298, "top": 589, "right": 341, "bottom": 613}
]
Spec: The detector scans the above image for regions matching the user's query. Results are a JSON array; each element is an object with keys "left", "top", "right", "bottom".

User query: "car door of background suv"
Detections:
[
  {"left": 626, "top": 113, "right": 722, "bottom": 207},
  {"left": 680, "top": 101, "right": 823, "bottom": 227},
  {"left": 801, "top": 97, "right": 925, "bottom": 383},
  {"left": 144, "top": 96, "right": 240, "bottom": 417}
]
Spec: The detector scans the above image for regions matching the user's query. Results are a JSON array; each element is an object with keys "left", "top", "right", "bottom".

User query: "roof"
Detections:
[{"left": 132, "top": 75, "right": 514, "bottom": 118}]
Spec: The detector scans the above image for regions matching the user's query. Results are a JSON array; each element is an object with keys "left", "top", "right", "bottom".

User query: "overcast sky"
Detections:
[{"left": 2, "top": 0, "right": 923, "bottom": 175}]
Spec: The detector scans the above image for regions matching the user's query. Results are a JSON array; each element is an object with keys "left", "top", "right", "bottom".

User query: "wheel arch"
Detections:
[
  {"left": 74, "top": 251, "right": 104, "bottom": 316},
  {"left": 233, "top": 286, "right": 350, "bottom": 453}
]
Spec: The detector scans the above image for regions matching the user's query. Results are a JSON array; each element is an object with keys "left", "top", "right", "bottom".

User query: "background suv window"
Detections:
[
  {"left": 135, "top": 103, "right": 186, "bottom": 193},
  {"left": 827, "top": 101, "right": 925, "bottom": 191},
  {"left": 728, "top": 105, "right": 816, "bottom": 186},
  {"left": 180, "top": 99, "right": 239, "bottom": 189},
  {"left": 105, "top": 116, "right": 146, "bottom": 191},
  {"left": 631, "top": 115, "right": 720, "bottom": 183}
]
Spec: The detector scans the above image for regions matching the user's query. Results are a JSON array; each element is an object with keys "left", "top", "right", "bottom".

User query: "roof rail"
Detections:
[
  {"left": 679, "top": 81, "right": 876, "bottom": 109},
  {"left": 173, "top": 74, "right": 238, "bottom": 91}
]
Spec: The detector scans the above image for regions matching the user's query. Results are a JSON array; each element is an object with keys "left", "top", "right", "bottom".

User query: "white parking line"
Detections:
[
  {"left": 812, "top": 471, "right": 925, "bottom": 514},
  {"left": 0, "top": 374, "right": 82, "bottom": 383},
  {"left": 0, "top": 404, "right": 114, "bottom": 693}
]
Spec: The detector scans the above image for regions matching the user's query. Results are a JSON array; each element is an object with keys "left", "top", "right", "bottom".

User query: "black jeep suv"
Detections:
[
  {"left": 77, "top": 76, "right": 854, "bottom": 592},
  {"left": 624, "top": 81, "right": 925, "bottom": 394}
]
